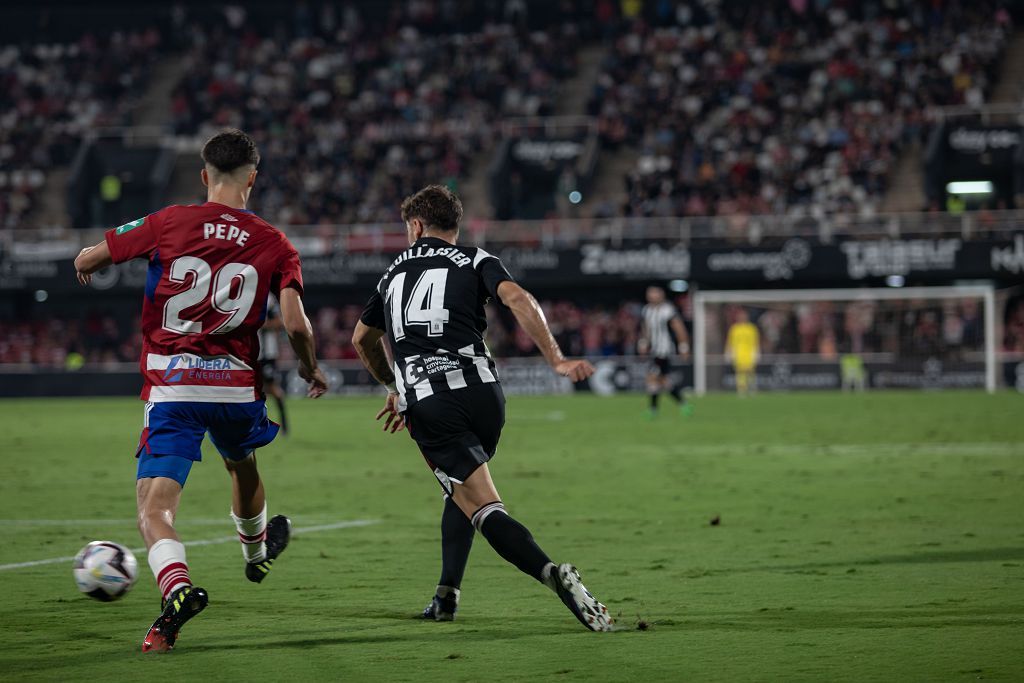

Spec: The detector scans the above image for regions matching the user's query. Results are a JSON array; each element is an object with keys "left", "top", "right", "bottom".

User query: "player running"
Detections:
[
  {"left": 640, "top": 286, "right": 692, "bottom": 418},
  {"left": 352, "top": 185, "right": 613, "bottom": 632},
  {"left": 73, "top": 130, "right": 328, "bottom": 652},
  {"left": 259, "top": 295, "right": 289, "bottom": 435},
  {"left": 726, "top": 307, "right": 760, "bottom": 396}
]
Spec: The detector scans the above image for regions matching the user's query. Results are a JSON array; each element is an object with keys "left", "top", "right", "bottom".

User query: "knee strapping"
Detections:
[{"left": 470, "top": 501, "right": 506, "bottom": 532}]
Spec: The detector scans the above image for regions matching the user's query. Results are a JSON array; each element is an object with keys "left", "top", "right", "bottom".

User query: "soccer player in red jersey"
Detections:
[{"left": 74, "top": 130, "right": 328, "bottom": 652}]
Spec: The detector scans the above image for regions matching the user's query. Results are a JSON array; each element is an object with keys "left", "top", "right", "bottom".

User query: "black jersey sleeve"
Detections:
[
  {"left": 476, "top": 254, "right": 514, "bottom": 300},
  {"left": 360, "top": 290, "right": 386, "bottom": 330}
]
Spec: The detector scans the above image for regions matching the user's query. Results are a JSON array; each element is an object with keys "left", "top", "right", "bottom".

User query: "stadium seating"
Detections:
[
  {"left": 168, "top": 7, "right": 582, "bottom": 225},
  {"left": 590, "top": 2, "right": 1011, "bottom": 220},
  {"left": 0, "top": 27, "right": 162, "bottom": 229}
]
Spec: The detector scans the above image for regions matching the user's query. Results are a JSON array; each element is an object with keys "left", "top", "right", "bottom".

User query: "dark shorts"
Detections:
[
  {"left": 650, "top": 356, "right": 671, "bottom": 376},
  {"left": 260, "top": 359, "right": 279, "bottom": 384},
  {"left": 405, "top": 383, "right": 506, "bottom": 495}
]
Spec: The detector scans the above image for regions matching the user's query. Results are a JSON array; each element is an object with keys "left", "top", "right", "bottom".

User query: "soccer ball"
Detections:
[{"left": 73, "top": 541, "right": 139, "bottom": 601}]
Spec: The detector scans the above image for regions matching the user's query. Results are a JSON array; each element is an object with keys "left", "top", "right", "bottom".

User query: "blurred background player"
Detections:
[
  {"left": 258, "top": 296, "right": 289, "bottom": 435},
  {"left": 640, "top": 286, "right": 692, "bottom": 418},
  {"left": 353, "top": 185, "right": 613, "bottom": 631},
  {"left": 726, "top": 308, "right": 760, "bottom": 396},
  {"left": 73, "top": 130, "right": 328, "bottom": 652}
]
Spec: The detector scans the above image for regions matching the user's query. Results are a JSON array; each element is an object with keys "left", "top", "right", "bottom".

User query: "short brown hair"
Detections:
[
  {"left": 201, "top": 129, "right": 260, "bottom": 174},
  {"left": 400, "top": 185, "right": 463, "bottom": 232}
]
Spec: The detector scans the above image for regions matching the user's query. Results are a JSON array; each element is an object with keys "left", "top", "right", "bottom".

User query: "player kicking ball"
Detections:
[
  {"left": 74, "top": 130, "right": 328, "bottom": 651},
  {"left": 353, "top": 185, "right": 613, "bottom": 632}
]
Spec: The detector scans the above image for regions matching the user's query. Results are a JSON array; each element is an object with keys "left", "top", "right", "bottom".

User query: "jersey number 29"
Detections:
[
  {"left": 162, "top": 256, "right": 258, "bottom": 335},
  {"left": 385, "top": 268, "right": 451, "bottom": 340}
]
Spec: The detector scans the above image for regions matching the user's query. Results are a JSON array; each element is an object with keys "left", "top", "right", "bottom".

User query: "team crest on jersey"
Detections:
[{"left": 114, "top": 217, "right": 145, "bottom": 235}]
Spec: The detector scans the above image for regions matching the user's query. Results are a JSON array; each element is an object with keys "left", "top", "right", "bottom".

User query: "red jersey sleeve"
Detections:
[
  {"left": 104, "top": 211, "right": 164, "bottom": 263},
  {"left": 273, "top": 240, "right": 304, "bottom": 296}
]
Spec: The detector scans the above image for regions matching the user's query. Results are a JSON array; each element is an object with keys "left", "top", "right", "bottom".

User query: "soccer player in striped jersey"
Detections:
[
  {"left": 73, "top": 130, "right": 328, "bottom": 651},
  {"left": 353, "top": 185, "right": 613, "bottom": 631},
  {"left": 640, "top": 286, "right": 692, "bottom": 417},
  {"left": 258, "top": 296, "right": 289, "bottom": 434}
]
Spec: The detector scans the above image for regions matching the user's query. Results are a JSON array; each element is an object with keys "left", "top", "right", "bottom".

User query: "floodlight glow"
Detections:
[
  {"left": 946, "top": 181, "right": 994, "bottom": 195},
  {"left": 886, "top": 275, "right": 905, "bottom": 288},
  {"left": 668, "top": 279, "right": 689, "bottom": 292}
]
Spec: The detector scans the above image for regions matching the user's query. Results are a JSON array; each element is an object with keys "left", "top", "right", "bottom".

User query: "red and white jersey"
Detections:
[{"left": 104, "top": 202, "right": 303, "bottom": 403}]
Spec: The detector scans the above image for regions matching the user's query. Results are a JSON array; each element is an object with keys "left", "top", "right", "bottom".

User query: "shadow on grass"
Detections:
[
  {"left": 713, "top": 547, "right": 1024, "bottom": 576},
  {"left": 177, "top": 622, "right": 595, "bottom": 653}
]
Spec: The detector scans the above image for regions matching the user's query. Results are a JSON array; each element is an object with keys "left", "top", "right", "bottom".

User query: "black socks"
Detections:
[
  {"left": 472, "top": 502, "right": 552, "bottom": 582},
  {"left": 438, "top": 496, "right": 474, "bottom": 589}
]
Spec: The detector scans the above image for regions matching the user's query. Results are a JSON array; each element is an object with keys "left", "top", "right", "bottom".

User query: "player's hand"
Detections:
[
  {"left": 553, "top": 359, "right": 595, "bottom": 383},
  {"left": 375, "top": 392, "right": 405, "bottom": 433},
  {"left": 75, "top": 247, "right": 94, "bottom": 286},
  {"left": 299, "top": 365, "right": 328, "bottom": 398}
]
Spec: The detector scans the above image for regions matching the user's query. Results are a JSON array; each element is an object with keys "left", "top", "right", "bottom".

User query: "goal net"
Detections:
[{"left": 693, "top": 286, "right": 997, "bottom": 394}]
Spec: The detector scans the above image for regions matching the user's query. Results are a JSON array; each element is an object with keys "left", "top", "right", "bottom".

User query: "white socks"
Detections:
[
  {"left": 541, "top": 562, "right": 558, "bottom": 593},
  {"left": 148, "top": 538, "right": 191, "bottom": 600},
  {"left": 231, "top": 503, "right": 268, "bottom": 563}
]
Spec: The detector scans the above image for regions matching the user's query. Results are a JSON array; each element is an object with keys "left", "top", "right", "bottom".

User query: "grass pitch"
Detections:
[{"left": 1, "top": 391, "right": 1022, "bottom": 682}]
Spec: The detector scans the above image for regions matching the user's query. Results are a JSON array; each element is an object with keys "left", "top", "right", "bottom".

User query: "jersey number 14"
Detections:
[{"left": 385, "top": 268, "right": 451, "bottom": 340}]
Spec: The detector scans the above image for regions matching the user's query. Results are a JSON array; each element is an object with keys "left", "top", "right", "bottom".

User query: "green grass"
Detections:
[{"left": 1, "top": 391, "right": 1023, "bottom": 682}]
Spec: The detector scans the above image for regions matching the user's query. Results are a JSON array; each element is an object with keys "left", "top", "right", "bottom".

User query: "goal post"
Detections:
[{"left": 693, "top": 285, "right": 997, "bottom": 395}]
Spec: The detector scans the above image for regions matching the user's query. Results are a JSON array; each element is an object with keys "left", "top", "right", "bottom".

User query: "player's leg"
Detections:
[
  {"left": 449, "top": 465, "right": 612, "bottom": 631},
  {"left": 645, "top": 366, "right": 661, "bottom": 417},
  {"left": 134, "top": 402, "right": 210, "bottom": 652},
  {"left": 408, "top": 409, "right": 477, "bottom": 620},
  {"left": 423, "top": 493, "right": 475, "bottom": 621},
  {"left": 261, "top": 362, "right": 288, "bottom": 435},
  {"left": 449, "top": 463, "right": 552, "bottom": 583},
  {"left": 209, "top": 401, "right": 287, "bottom": 583},
  {"left": 735, "top": 363, "right": 748, "bottom": 396},
  {"left": 666, "top": 374, "right": 692, "bottom": 415}
]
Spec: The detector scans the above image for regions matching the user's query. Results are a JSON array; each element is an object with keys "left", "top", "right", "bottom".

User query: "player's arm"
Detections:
[
  {"left": 496, "top": 280, "right": 594, "bottom": 383},
  {"left": 637, "top": 317, "right": 651, "bottom": 356},
  {"left": 76, "top": 213, "right": 162, "bottom": 285},
  {"left": 670, "top": 315, "right": 690, "bottom": 359},
  {"left": 352, "top": 320, "right": 396, "bottom": 389},
  {"left": 73, "top": 240, "right": 113, "bottom": 285},
  {"left": 725, "top": 325, "right": 735, "bottom": 362},
  {"left": 262, "top": 314, "right": 284, "bottom": 331},
  {"left": 278, "top": 286, "right": 327, "bottom": 398},
  {"left": 352, "top": 290, "right": 404, "bottom": 433}
]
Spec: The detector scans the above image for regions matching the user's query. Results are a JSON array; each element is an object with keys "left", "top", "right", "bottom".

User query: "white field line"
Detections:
[{"left": 0, "top": 519, "right": 377, "bottom": 572}]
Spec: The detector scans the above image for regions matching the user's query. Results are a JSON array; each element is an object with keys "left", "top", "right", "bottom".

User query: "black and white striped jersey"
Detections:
[
  {"left": 642, "top": 302, "right": 680, "bottom": 358},
  {"left": 360, "top": 237, "right": 514, "bottom": 412},
  {"left": 257, "top": 296, "right": 280, "bottom": 361}
]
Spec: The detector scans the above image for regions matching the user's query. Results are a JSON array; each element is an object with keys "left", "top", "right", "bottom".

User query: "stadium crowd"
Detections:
[
  {"left": 0, "top": 27, "right": 162, "bottom": 229},
  {"left": 706, "top": 300, "right": 987, "bottom": 359},
  {"left": 1, "top": 0, "right": 1015, "bottom": 233},
  {"left": 4, "top": 295, "right": 1009, "bottom": 369},
  {"left": 590, "top": 0, "right": 1011, "bottom": 223},
  {"left": 168, "top": 2, "right": 584, "bottom": 225}
]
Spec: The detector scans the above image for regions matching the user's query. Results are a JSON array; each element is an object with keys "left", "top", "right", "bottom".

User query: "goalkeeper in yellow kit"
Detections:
[{"left": 725, "top": 308, "right": 760, "bottom": 396}]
